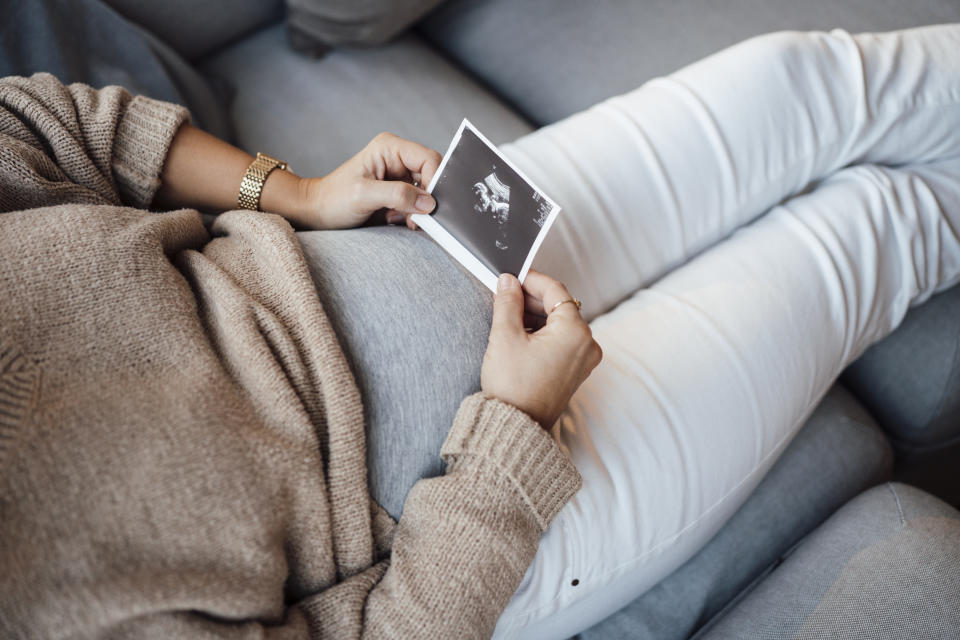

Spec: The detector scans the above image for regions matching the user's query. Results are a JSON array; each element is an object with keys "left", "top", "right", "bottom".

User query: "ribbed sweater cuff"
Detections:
[
  {"left": 442, "top": 393, "right": 582, "bottom": 531},
  {"left": 112, "top": 95, "right": 189, "bottom": 209}
]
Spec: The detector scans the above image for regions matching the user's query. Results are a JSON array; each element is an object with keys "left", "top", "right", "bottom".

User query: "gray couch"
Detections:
[{"left": 9, "top": 0, "right": 959, "bottom": 637}]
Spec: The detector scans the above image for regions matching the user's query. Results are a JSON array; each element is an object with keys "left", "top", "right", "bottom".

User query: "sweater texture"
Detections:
[{"left": 0, "top": 73, "right": 581, "bottom": 639}]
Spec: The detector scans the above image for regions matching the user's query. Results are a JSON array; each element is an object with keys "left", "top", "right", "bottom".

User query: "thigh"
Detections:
[
  {"left": 501, "top": 25, "right": 960, "bottom": 320},
  {"left": 492, "top": 157, "right": 960, "bottom": 638}
]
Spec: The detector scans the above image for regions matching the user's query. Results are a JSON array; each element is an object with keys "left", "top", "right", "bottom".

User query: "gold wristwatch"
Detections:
[{"left": 238, "top": 152, "right": 289, "bottom": 211}]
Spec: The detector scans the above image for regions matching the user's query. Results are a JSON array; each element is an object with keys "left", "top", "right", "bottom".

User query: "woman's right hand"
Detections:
[{"left": 481, "top": 271, "right": 603, "bottom": 429}]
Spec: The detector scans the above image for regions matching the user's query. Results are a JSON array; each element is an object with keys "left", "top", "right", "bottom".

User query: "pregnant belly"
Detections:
[{"left": 297, "top": 226, "right": 493, "bottom": 520}]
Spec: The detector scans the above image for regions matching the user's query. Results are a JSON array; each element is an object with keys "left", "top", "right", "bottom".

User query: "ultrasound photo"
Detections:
[{"left": 411, "top": 120, "right": 561, "bottom": 291}]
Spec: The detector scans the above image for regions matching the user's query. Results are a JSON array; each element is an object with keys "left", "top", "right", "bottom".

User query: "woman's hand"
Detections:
[
  {"left": 295, "top": 132, "right": 442, "bottom": 230},
  {"left": 155, "top": 125, "right": 440, "bottom": 230},
  {"left": 481, "top": 271, "right": 603, "bottom": 429}
]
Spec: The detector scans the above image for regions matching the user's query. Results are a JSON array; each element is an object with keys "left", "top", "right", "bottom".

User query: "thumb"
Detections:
[
  {"left": 491, "top": 274, "right": 525, "bottom": 338},
  {"left": 358, "top": 179, "right": 436, "bottom": 215}
]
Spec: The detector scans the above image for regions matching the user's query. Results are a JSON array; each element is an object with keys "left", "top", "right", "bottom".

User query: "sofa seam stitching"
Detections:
[{"left": 887, "top": 482, "right": 906, "bottom": 529}]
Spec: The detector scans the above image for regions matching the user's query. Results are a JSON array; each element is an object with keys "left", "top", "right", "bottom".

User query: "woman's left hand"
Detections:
[{"left": 295, "top": 132, "right": 442, "bottom": 230}]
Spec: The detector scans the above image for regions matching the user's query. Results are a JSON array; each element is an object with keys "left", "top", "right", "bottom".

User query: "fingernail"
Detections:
[
  {"left": 498, "top": 274, "right": 512, "bottom": 292},
  {"left": 387, "top": 213, "right": 404, "bottom": 224},
  {"left": 415, "top": 194, "right": 435, "bottom": 213}
]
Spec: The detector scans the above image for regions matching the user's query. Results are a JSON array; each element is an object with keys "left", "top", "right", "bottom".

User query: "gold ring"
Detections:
[{"left": 550, "top": 298, "right": 582, "bottom": 314}]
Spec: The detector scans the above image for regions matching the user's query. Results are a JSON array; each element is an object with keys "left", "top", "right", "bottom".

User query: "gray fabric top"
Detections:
[
  {"left": 579, "top": 384, "right": 893, "bottom": 640},
  {"left": 297, "top": 226, "right": 493, "bottom": 520},
  {"left": 697, "top": 483, "right": 960, "bottom": 640}
]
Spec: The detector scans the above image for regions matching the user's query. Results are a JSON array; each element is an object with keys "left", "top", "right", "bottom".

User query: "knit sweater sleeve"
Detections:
[
  {"left": 61, "top": 394, "right": 581, "bottom": 640},
  {"left": 299, "top": 393, "right": 583, "bottom": 639},
  {"left": 0, "top": 73, "right": 188, "bottom": 212}
]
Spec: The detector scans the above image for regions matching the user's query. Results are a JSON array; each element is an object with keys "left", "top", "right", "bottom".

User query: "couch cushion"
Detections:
[
  {"left": 200, "top": 24, "right": 533, "bottom": 178},
  {"left": 286, "top": 0, "right": 446, "bottom": 51},
  {"left": 418, "top": 0, "right": 960, "bottom": 126},
  {"left": 842, "top": 284, "right": 960, "bottom": 453},
  {"left": 695, "top": 483, "right": 960, "bottom": 640},
  {"left": 578, "top": 384, "right": 892, "bottom": 640},
  {"left": 102, "top": 0, "right": 284, "bottom": 61},
  {"left": 2, "top": 0, "right": 230, "bottom": 139}
]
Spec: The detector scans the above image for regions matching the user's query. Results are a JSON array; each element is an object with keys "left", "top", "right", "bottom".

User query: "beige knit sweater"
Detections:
[{"left": 0, "top": 73, "right": 581, "bottom": 639}]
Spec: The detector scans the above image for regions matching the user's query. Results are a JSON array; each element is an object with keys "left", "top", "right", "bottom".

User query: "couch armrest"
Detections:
[{"left": 695, "top": 483, "right": 960, "bottom": 639}]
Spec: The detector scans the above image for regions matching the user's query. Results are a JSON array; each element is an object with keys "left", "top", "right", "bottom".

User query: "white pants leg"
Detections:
[{"left": 492, "top": 25, "right": 960, "bottom": 638}]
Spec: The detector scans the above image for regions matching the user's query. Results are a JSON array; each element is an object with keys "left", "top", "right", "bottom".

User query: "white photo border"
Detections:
[{"left": 410, "top": 118, "right": 562, "bottom": 292}]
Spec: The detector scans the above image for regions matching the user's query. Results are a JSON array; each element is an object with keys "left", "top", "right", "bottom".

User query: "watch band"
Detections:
[{"left": 238, "top": 152, "right": 288, "bottom": 211}]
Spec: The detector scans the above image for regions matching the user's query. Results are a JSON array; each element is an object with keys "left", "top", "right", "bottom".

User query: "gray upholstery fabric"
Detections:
[
  {"left": 201, "top": 24, "right": 533, "bottom": 178},
  {"left": 842, "top": 285, "right": 960, "bottom": 453},
  {"left": 2, "top": 0, "right": 229, "bottom": 138},
  {"left": 286, "top": 0, "right": 447, "bottom": 50},
  {"left": 696, "top": 484, "right": 960, "bottom": 640},
  {"left": 296, "top": 226, "right": 492, "bottom": 519},
  {"left": 893, "top": 442, "right": 960, "bottom": 513},
  {"left": 102, "top": 0, "right": 284, "bottom": 61},
  {"left": 578, "top": 385, "right": 892, "bottom": 640},
  {"left": 418, "top": 0, "right": 960, "bottom": 126}
]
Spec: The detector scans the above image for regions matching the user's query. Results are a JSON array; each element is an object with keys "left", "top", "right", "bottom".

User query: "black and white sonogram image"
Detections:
[{"left": 430, "top": 125, "right": 557, "bottom": 277}]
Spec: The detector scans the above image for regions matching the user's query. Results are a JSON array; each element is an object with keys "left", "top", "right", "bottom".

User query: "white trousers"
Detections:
[{"left": 493, "top": 25, "right": 960, "bottom": 639}]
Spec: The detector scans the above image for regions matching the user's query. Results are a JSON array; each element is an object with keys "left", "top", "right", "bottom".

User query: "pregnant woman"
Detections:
[{"left": 2, "top": 23, "right": 959, "bottom": 640}]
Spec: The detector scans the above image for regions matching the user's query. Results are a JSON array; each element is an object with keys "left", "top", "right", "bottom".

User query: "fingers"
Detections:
[
  {"left": 591, "top": 340, "right": 604, "bottom": 369},
  {"left": 491, "top": 274, "right": 526, "bottom": 338},
  {"left": 383, "top": 208, "right": 422, "bottom": 229},
  {"left": 523, "top": 291, "right": 547, "bottom": 317},
  {"left": 372, "top": 132, "right": 443, "bottom": 187},
  {"left": 522, "top": 270, "right": 581, "bottom": 324},
  {"left": 360, "top": 133, "right": 442, "bottom": 230},
  {"left": 523, "top": 312, "right": 546, "bottom": 332},
  {"left": 359, "top": 179, "right": 436, "bottom": 218},
  {"left": 524, "top": 269, "right": 603, "bottom": 383}
]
